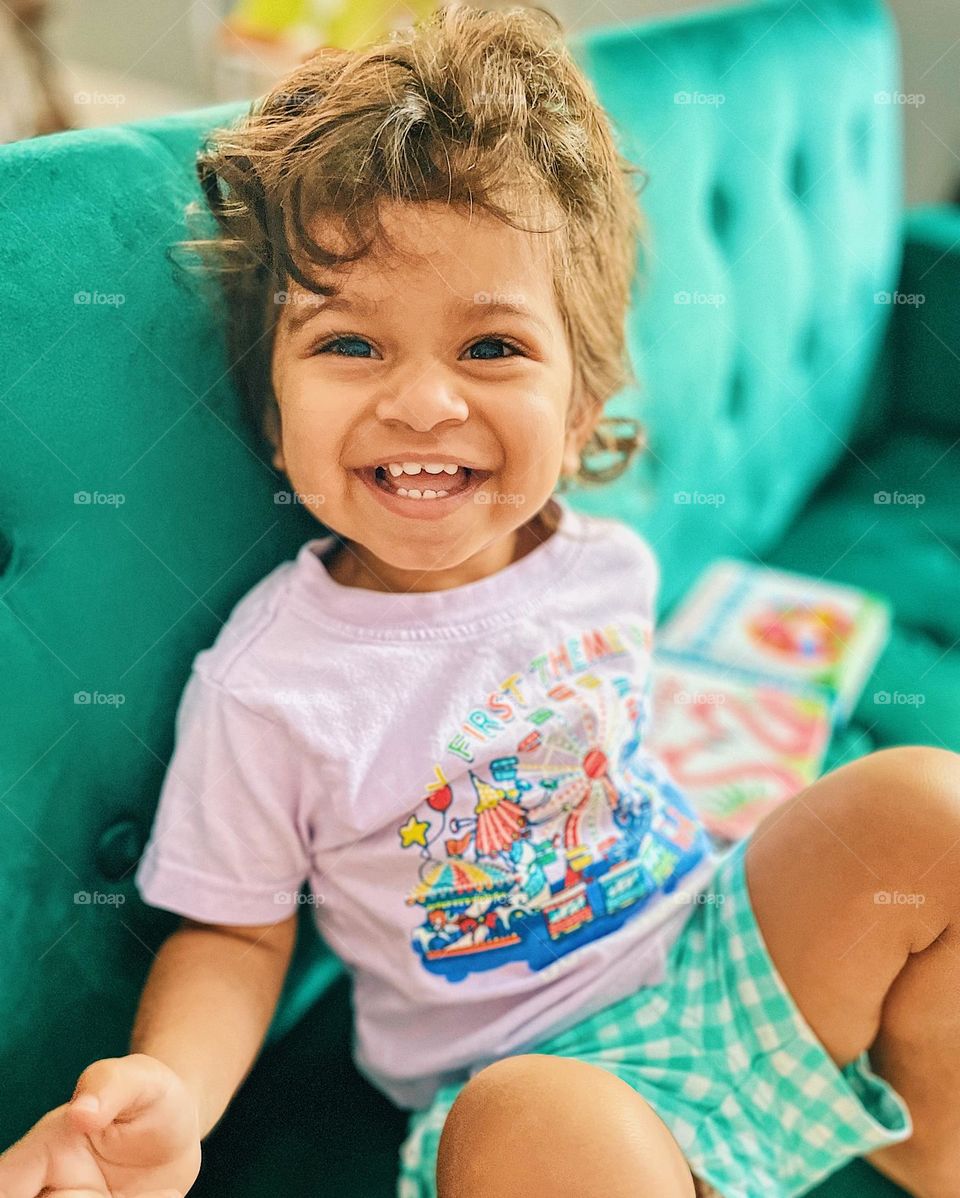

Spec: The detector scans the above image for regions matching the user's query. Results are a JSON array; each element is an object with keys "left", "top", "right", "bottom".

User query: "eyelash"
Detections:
[{"left": 308, "top": 331, "right": 527, "bottom": 359}]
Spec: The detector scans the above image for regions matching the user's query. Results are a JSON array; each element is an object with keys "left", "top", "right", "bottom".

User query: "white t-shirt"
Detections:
[{"left": 135, "top": 494, "right": 722, "bottom": 1110}]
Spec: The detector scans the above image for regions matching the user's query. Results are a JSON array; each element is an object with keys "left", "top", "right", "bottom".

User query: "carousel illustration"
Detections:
[{"left": 399, "top": 665, "right": 712, "bottom": 983}]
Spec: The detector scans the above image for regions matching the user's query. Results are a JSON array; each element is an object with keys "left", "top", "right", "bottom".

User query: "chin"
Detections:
[{"left": 368, "top": 538, "right": 479, "bottom": 569}]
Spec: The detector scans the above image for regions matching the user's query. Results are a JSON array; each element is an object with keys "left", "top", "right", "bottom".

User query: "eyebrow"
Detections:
[{"left": 280, "top": 290, "right": 552, "bottom": 339}]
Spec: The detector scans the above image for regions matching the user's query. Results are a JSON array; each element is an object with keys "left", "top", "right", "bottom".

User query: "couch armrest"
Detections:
[{"left": 887, "top": 203, "right": 960, "bottom": 437}]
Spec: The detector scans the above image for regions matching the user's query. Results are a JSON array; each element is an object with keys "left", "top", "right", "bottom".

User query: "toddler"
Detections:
[{"left": 2, "top": 5, "right": 959, "bottom": 1198}]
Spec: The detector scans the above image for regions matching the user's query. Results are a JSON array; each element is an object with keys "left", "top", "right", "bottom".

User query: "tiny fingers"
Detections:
[
  {"left": 66, "top": 1100, "right": 106, "bottom": 1131},
  {"left": 70, "top": 1056, "right": 168, "bottom": 1131},
  {"left": 0, "top": 1132, "right": 48, "bottom": 1196}
]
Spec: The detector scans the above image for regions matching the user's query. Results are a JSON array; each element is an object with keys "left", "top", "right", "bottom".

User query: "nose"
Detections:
[{"left": 375, "top": 365, "right": 469, "bottom": 431}]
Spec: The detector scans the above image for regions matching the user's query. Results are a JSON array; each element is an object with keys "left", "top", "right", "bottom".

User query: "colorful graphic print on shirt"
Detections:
[{"left": 397, "top": 620, "right": 714, "bottom": 983}]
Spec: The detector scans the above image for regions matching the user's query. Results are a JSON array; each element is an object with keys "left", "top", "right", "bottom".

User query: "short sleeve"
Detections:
[
  {"left": 618, "top": 523, "right": 661, "bottom": 618},
  {"left": 135, "top": 668, "right": 310, "bottom": 926}
]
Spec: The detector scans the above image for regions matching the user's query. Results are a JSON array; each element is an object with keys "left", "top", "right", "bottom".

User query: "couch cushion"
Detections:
[
  {"left": 888, "top": 205, "right": 960, "bottom": 439},
  {"left": 765, "top": 426, "right": 960, "bottom": 753},
  {"left": 0, "top": 106, "right": 343, "bottom": 1147}
]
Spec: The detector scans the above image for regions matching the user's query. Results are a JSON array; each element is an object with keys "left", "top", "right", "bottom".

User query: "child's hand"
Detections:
[{"left": 0, "top": 1053, "right": 202, "bottom": 1197}]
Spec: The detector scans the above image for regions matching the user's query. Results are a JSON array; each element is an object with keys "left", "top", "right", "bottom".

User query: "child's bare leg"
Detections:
[
  {"left": 743, "top": 745, "right": 960, "bottom": 1198},
  {"left": 435, "top": 1053, "right": 697, "bottom": 1198}
]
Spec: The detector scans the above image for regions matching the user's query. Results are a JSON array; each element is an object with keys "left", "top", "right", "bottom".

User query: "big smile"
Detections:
[{"left": 353, "top": 463, "right": 494, "bottom": 519}]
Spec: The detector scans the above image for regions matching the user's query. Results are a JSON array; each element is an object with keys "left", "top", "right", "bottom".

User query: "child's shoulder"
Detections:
[
  {"left": 562, "top": 507, "right": 662, "bottom": 621},
  {"left": 189, "top": 547, "right": 308, "bottom": 691},
  {"left": 574, "top": 507, "right": 660, "bottom": 579}
]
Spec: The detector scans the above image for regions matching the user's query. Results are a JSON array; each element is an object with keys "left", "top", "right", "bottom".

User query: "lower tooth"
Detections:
[{"left": 396, "top": 488, "right": 448, "bottom": 499}]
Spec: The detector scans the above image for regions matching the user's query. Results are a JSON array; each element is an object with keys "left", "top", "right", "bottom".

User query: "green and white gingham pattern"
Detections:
[{"left": 397, "top": 836, "right": 913, "bottom": 1198}]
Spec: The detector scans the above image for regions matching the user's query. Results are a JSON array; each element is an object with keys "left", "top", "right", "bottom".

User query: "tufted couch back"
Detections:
[
  {"left": 0, "top": 0, "right": 902, "bottom": 1146},
  {"left": 570, "top": 0, "right": 902, "bottom": 604}
]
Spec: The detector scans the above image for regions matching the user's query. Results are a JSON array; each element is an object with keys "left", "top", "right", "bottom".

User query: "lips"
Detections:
[{"left": 352, "top": 464, "right": 492, "bottom": 520}]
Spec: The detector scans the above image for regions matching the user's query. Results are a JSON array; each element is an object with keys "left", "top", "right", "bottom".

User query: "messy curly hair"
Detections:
[{"left": 176, "top": 2, "right": 648, "bottom": 533}]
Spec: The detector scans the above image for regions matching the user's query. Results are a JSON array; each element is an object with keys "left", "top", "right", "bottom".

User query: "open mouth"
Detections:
[{"left": 359, "top": 465, "right": 490, "bottom": 500}]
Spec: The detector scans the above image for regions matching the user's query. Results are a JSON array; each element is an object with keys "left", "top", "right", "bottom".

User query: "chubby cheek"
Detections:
[
  {"left": 494, "top": 399, "right": 567, "bottom": 503},
  {"left": 276, "top": 399, "right": 347, "bottom": 509}
]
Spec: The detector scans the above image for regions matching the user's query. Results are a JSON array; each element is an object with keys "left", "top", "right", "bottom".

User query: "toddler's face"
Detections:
[{"left": 269, "top": 200, "right": 593, "bottom": 592}]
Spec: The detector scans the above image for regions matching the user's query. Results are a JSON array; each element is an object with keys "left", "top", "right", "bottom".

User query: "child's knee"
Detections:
[
  {"left": 435, "top": 1053, "right": 696, "bottom": 1198},
  {"left": 849, "top": 746, "right": 960, "bottom": 831}
]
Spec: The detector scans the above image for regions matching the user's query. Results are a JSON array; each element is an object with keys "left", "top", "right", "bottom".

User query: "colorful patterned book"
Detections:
[
  {"left": 646, "top": 649, "right": 833, "bottom": 845},
  {"left": 655, "top": 558, "right": 892, "bottom": 725}
]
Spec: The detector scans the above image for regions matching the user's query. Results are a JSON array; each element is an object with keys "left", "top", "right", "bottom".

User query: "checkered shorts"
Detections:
[{"left": 397, "top": 835, "right": 913, "bottom": 1198}]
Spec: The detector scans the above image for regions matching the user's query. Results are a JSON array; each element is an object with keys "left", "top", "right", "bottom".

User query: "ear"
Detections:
[
  {"left": 562, "top": 391, "right": 601, "bottom": 479},
  {"left": 263, "top": 401, "right": 286, "bottom": 472}
]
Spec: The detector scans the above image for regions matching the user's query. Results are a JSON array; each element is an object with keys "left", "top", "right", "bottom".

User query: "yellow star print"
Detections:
[{"left": 399, "top": 814, "right": 430, "bottom": 848}]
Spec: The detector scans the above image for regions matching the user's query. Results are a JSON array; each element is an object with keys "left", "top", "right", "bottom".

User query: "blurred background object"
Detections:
[
  {"left": 0, "top": 0, "right": 72, "bottom": 139},
  {"left": 1, "top": 0, "right": 958, "bottom": 205},
  {"left": 194, "top": 0, "right": 438, "bottom": 104}
]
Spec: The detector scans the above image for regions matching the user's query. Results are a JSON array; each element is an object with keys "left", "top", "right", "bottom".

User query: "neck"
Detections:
[{"left": 325, "top": 506, "right": 556, "bottom": 594}]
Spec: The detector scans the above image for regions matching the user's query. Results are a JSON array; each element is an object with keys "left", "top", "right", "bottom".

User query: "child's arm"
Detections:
[{"left": 130, "top": 912, "right": 298, "bottom": 1140}]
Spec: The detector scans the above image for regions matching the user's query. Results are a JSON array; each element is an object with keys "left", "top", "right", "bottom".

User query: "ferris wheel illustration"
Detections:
[
  {"left": 483, "top": 672, "right": 647, "bottom": 878},
  {"left": 412, "top": 671, "right": 646, "bottom": 877}
]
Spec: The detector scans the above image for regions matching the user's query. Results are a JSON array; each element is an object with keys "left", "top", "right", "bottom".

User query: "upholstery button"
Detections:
[
  {"left": 0, "top": 530, "right": 12, "bottom": 576},
  {"left": 96, "top": 820, "right": 147, "bottom": 881},
  {"left": 789, "top": 146, "right": 810, "bottom": 200},
  {"left": 709, "top": 181, "right": 733, "bottom": 240},
  {"left": 850, "top": 112, "right": 870, "bottom": 174},
  {"left": 727, "top": 364, "right": 747, "bottom": 419},
  {"left": 799, "top": 322, "right": 819, "bottom": 365}
]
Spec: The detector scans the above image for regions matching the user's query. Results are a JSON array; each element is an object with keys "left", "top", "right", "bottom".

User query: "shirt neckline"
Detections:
[{"left": 286, "top": 495, "right": 591, "bottom": 639}]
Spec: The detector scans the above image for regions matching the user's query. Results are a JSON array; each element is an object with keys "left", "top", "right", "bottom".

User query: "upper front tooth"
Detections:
[{"left": 387, "top": 461, "right": 461, "bottom": 476}]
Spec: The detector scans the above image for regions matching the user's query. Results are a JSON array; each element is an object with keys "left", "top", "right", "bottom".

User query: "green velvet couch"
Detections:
[{"left": 1, "top": 0, "right": 955, "bottom": 1192}]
